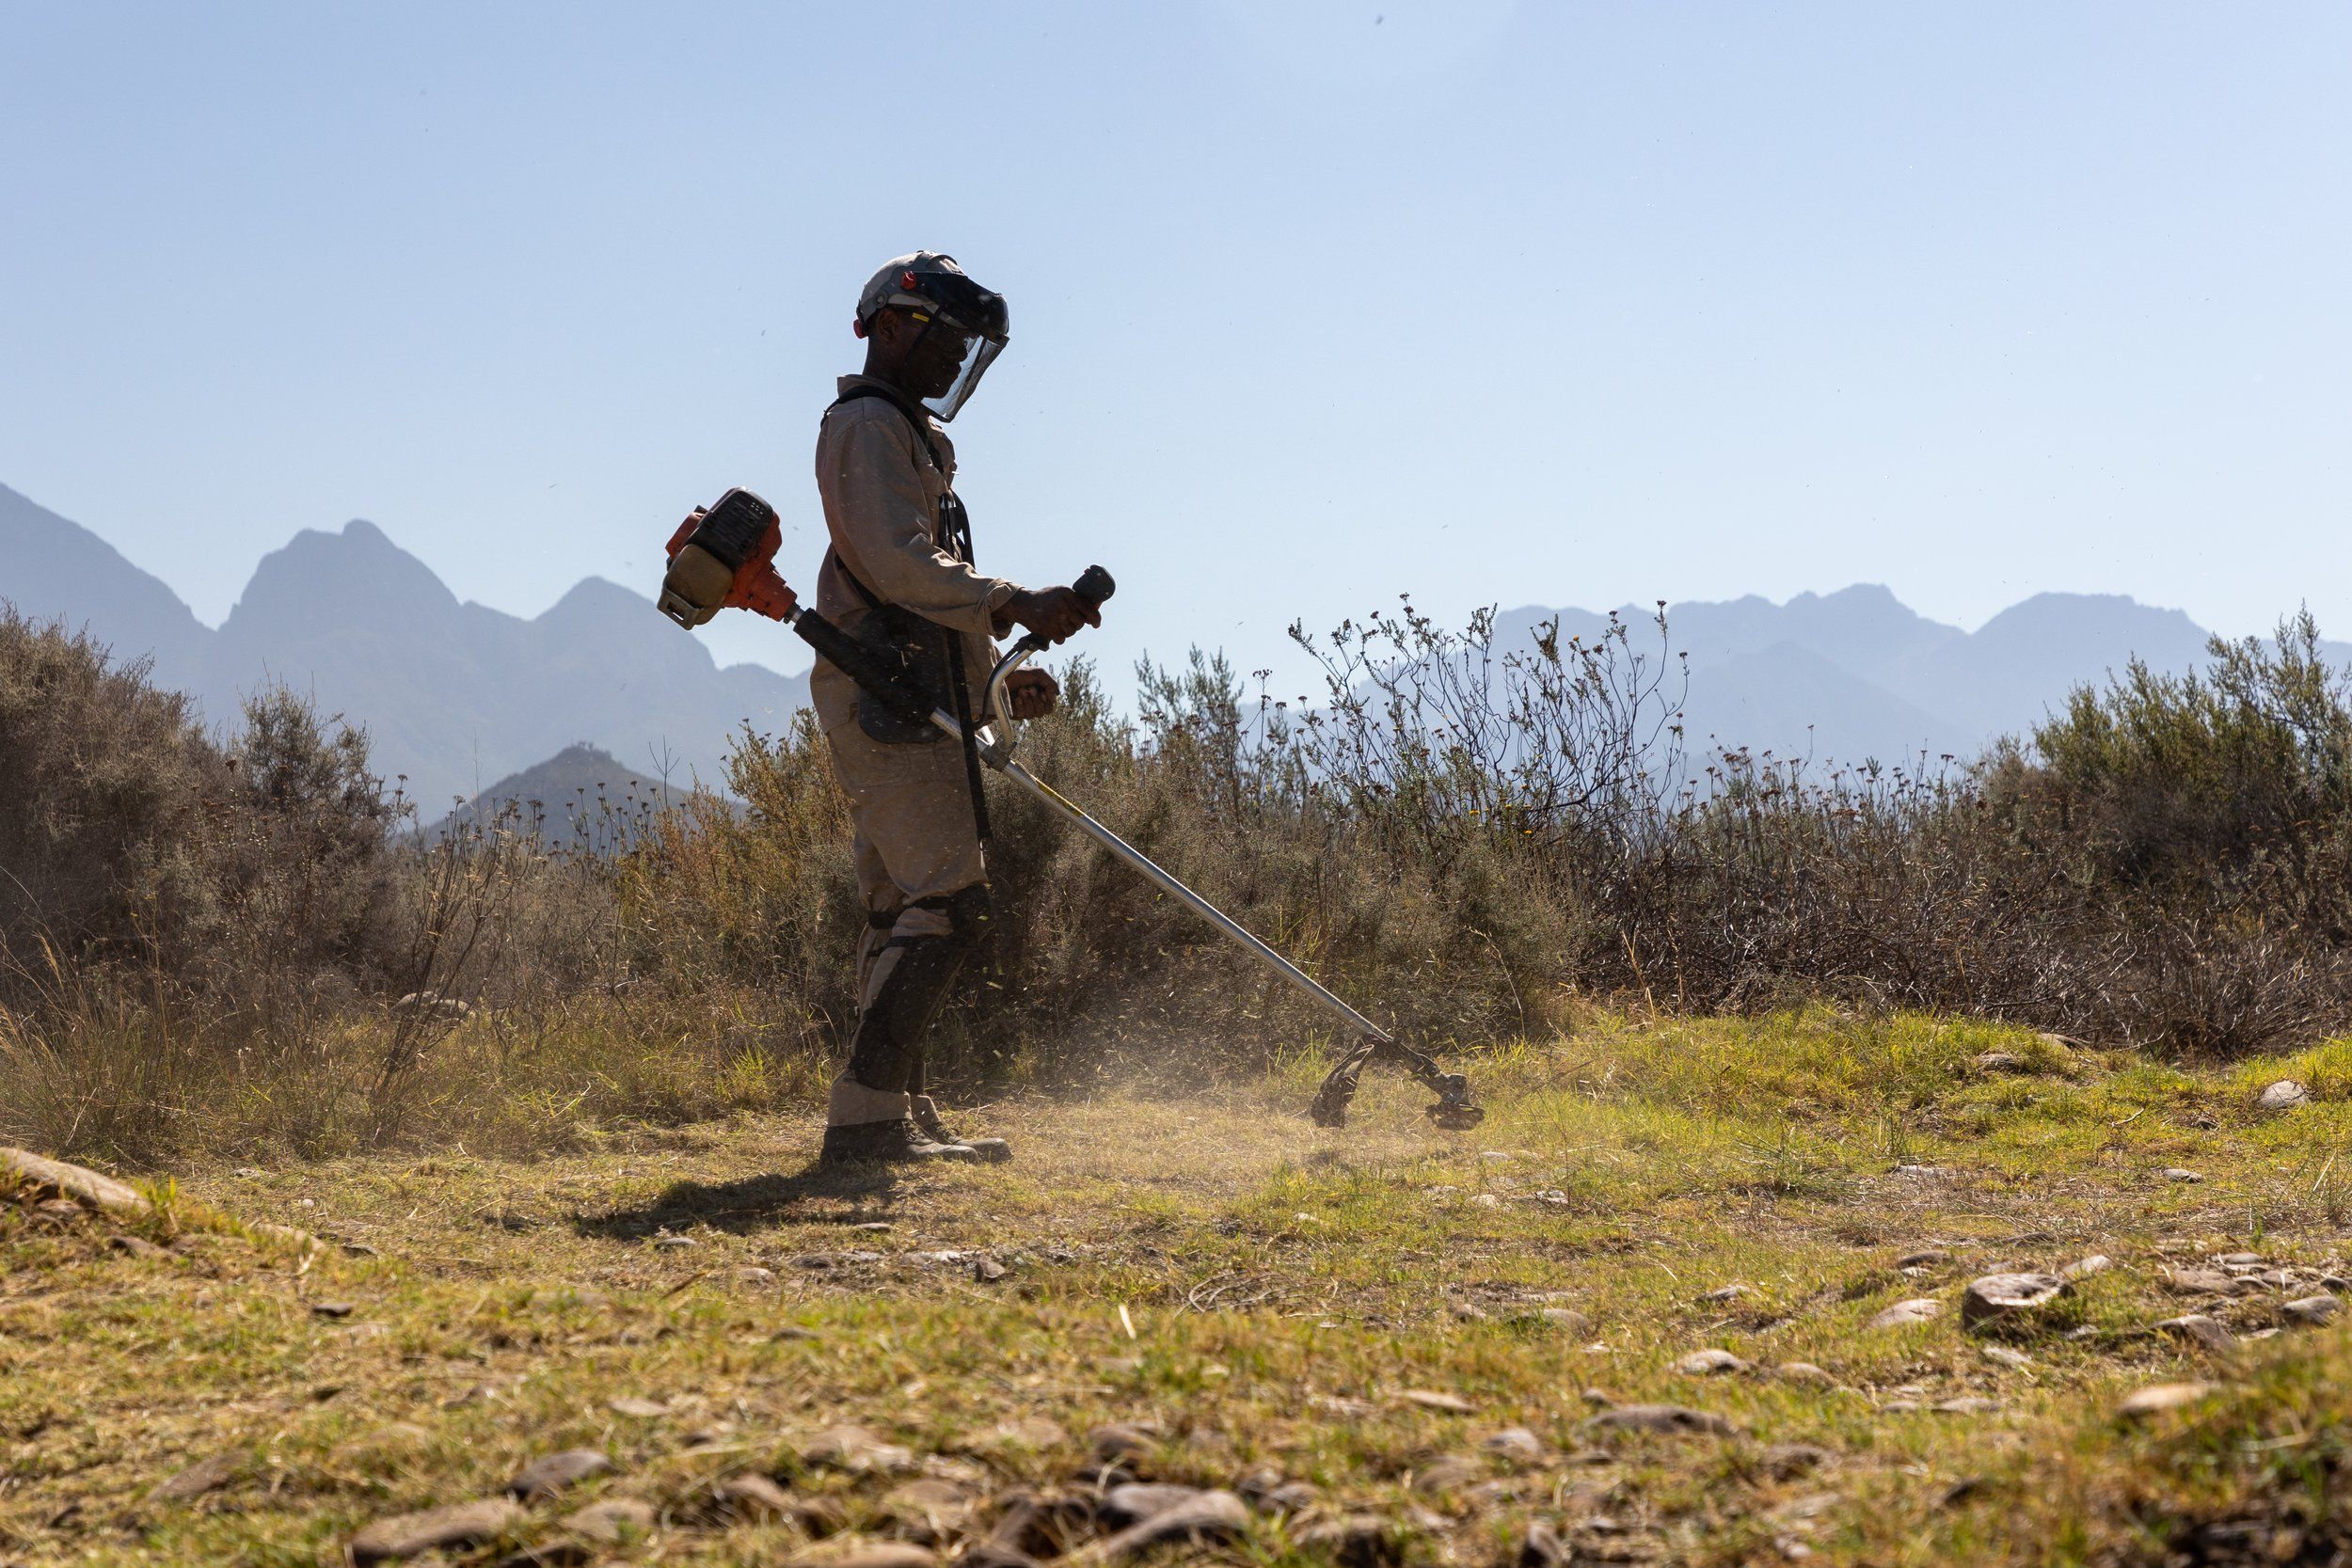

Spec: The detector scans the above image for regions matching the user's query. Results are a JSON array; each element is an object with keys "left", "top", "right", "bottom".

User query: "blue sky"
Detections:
[{"left": 3, "top": 2, "right": 2346, "bottom": 689}]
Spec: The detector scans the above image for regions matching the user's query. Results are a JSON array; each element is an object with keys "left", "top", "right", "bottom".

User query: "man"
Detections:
[{"left": 812, "top": 252, "right": 1097, "bottom": 1166}]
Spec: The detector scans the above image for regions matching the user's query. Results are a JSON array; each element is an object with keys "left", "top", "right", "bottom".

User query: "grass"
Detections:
[{"left": 6, "top": 1009, "right": 2352, "bottom": 1565}]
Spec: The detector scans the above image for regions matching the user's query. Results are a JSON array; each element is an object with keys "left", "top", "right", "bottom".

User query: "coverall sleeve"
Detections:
[{"left": 828, "top": 415, "right": 1018, "bottom": 639}]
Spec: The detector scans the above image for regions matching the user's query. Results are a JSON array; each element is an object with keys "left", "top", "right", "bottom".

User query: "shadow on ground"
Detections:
[{"left": 574, "top": 1160, "right": 907, "bottom": 1240}]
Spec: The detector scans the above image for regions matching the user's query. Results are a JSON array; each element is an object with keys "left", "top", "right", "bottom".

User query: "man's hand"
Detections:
[
  {"left": 1002, "top": 668, "right": 1060, "bottom": 721},
  {"left": 994, "top": 586, "right": 1103, "bottom": 644}
]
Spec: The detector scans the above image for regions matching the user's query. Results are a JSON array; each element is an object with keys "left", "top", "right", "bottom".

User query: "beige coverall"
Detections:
[{"left": 812, "top": 375, "right": 1016, "bottom": 1126}]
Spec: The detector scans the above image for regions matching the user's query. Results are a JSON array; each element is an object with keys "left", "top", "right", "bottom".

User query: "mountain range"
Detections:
[
  {"left": 1, "top": 482, "right": 806, "bottom": 811},
  {"left": 5, "top": 479, "right": 2335, "bottom": 810}
]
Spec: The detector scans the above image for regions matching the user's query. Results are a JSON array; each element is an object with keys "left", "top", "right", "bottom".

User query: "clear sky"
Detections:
[{"left": 4, "top": 2, "right": 2347, "bottom": 690}]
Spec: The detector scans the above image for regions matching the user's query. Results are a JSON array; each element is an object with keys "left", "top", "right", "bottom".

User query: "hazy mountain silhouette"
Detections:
[
  {"left": 431, "top": 742, "right": 675, "bottom": 851},
  {"left": 0, "top": 483, "right": 806, "bottom": 812},
  {"left": 6, "top": 480, "right": 2341, "bottom": 807}
]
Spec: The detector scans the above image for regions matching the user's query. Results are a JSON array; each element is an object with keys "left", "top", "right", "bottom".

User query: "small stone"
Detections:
[
  {"left": 1981, "top": 1345, "right": 2033, "bottom": 1369},
  {"left": 974, "top": 1257, "right": 1007, "bottom": 1283},
  {"left": 1294, "top": 1513, "right": 1403, "bottom": 1568},
  {"left": 1481, "top": 1427, "right": 1546, "bottom": 1464},
  {"left": 1897, "top": 1248, "right": 1952, "bottom": 1269},
  {"left": 2158, "top": 1314, "right": 2238, "bottom": 1354},
  {"left": 1676, "top": 1348, "right": 1749, "bottom": 1376},
  {"left": 2118, "top": 1382, "right": 2216, "bottom": 1418},
  {"left": 107, "top": 1234, "right": 169, "bottom": 1259},
  {"left": 150, "top": 1451, "right": 240, "bottom": 1500},
  {"left": 342, "top": 1242, "right": 383, "bottom": 1258},
  {"left": 1867, "top": 1298, "right": 1943, "bottom": 1330},
  {"left": 1265, "top": 1481, "right": 1320, "bottom": 1512},
  {"left": 1535, "top": 1307, "right": 1589, "bottom": 1333},
  {"left": 2320, "top": 1275, "right": 2352, "bottom": 1294},
  {"left": 1698, "top": 1284, "right": 1752, "bottom": 1304},
  {"left": 349, "top": 1498, "right": 528, "bottom": 1563},
  {"left": 803, "top": 1423, "right": 916, "bottom": 1474},
  {"left": 1582, "top": 1403, "right": 1737, "bottom": 1437},
  {"left": 1102, "top": 1483, "right": 1202, "bottom": 1527},
  {"left": 732, "top": 1265, "right": 777, "bottom": 1285},
  {"left": 564, "top": 1497, "right": 655, "bottom": 1544},
  {"left": 310, "top": 1301, "right": 356, "bottom": 1320},
  {"left": 1975, "top": 1052, "right": 2026, "bottom": 1073},
  {"left": 0, "top": 1148, "right": 151, "bottom": 1214},
  {"left": 1961, "top": 1272, "right": 2067, "bottom": 1329},
  {"left": 1087, "top": 1422, "right": 1157, "bottom": 1464},
  {"left": 1069, "top": 1489, "right": 1247, "bottom": 1560},
  {"left": 1450, "top": 1299, "right": 1489, "bottom": 1322},
  {"left": 2282, "top": 1294, "right": 2341, "bottom": 1326},
  {"left": 1775, "top": 1362, "right": 1836, "bottom": 1385},
  {"left": 1397, "top": 1388, "right": 1477, "bottom": 1414},
  {"left": 2257, "top": 1080, "right": 2311, "bottom": 1111},
  {"left": 1933, "top": 1396, "right": 2002, "bottom": 1415},
  {"left": 506, "top": 1449, "right": 614, "bottom": 1499},
  {"left": 1470, "top": 1193, "right": 1502, "bottom": 1209},
  {"left": 2163, "top": 1269, "right": 2248, "bottom": 1296},
  {"left": 1759, "top": 1442, "right": 1832, "bottom": 1481},
  {"left": 2163, "top": 1167, "right": 2204, "bottom": 1183},
  {"left": 653, "top": 1233, "right": 698, "bottom": 1249},
  {"left": 1411, "top": 1455, "right": 1484, "bottom": 1494},
  {"left": 2060, "top": 1255, "right": 2112, "bottom": 1281},
  {"left": 608, "top": 1396, "right": 670, "bottom": 1418},
  {"left": 710, "top": 1471, "right": 795, "bottom": 1521}
]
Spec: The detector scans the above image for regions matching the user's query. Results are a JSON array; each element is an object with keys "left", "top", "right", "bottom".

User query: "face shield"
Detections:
[{"left": 904, "top": 271, "right": 1009, "bottom": 422}]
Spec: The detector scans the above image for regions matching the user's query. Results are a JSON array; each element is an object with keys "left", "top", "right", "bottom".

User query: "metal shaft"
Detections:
[{"left": 991, "top": 755, "right": 1394, "bottom": 1046}]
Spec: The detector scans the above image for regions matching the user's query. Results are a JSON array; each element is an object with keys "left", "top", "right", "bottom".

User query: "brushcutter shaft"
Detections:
[{"left": 991, "top": 757, "right": 1395, "bottom": 1047}]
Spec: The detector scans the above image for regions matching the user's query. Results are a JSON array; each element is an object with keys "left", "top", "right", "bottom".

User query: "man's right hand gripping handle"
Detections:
[{"left": 995, "top": 571, "right": 1109, "bottom": 644}]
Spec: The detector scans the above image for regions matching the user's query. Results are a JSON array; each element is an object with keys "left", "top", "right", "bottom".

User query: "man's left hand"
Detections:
[{"left": 1003, "top": 668, "right": 1060, "bottom": 721}]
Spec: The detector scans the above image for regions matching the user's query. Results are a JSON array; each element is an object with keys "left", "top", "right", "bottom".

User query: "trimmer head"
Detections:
[{"left": 1311, "top": 1041, "right": 1484, "bottom": 1132}]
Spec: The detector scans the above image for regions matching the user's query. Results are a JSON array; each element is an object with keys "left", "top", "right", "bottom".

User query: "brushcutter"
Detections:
[{"left": 659, "top": 489, "right": 1484, "bottom": 1132}]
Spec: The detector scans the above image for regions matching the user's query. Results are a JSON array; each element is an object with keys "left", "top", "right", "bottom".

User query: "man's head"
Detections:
[{"left": 853, "top": 252, "right": 1009, "bottom": 421}]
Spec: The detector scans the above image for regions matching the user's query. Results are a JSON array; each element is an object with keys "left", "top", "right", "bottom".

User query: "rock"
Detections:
[
  {"left": 1101, "top": 1483, "right": 1201, "bottom": 1527},
  {"left": 1520, "top": 1520, "right": 1571, "bottom": 1567},
  {"left": 884, "top": 1478, "right": 976, "bottom": 1535},
  {"left": 653, "top": 1233, "right": 698, "bottom": 1250},
  {"left": 2158, "top": 1314, "right": 2238, "bottom": 1354},
  {"left": 710, "top": 1472, "right": 796, "bottom": 1522},
  {"left": 1294, "top": 1513, "right": 1403, "bottom": 1568},
  {"left": 1975, "top": 1052, "right": 2026, "bottom": 1073},
  {"left": 2163, "top": 1168, "right": 2205, "bottom": 1183},
  {"left": 1481, "top": 1427, "right": 1546, "bottom": 1464},
  {"left": 107, "top": 1234, "right": 168, "bottom": 1259},
  {"left": 33, "top": 1197, "right": 85, "bottom": 1223},
  {"left": 803, "top": 1424, "right": 916, "bottom": 1474},
  {"left": 2060, "top": 1255, "right": 2112, "bottom": 1281},
  {"left": 1087, "top": 1423, "right": 1158, "bottom": 1465},
  {"left": 1758, "top": 1443, "right": 1832, "bottom": 1481},
  {"left": 349, "top": 1498, "right": 528, "bottom": 1563},
  {"left": 1697, "top": 1284, "right": 1752, "bottom": 1304},
  {"left": 2118, "top": 1382, "right": 2216, "bottom": 1418},
  {"left": 2257, "top": 1080, "right": 2311, "bottom": 1111},
  {"left": 975, "top": 1257, "right": 1008, "bottom": 1283},
  {"left": 608, "top": 1396, "right": 671, "bottom": 1418},
  {"left": 1535, "top": 1307, "right": 1590, "bottom": 1333},
  {"left": 150, "top": 1451, "right": 241, "bottom": 1500},
  {"left": 1266, "top": 1481, "right": 1320, "bottom": 1512},
  {"left": 1065, "top": 1489, "right": 1248, "bottom": 1562},
  {"left": 2163, "top": 1269, "right": 2249, "bottom": 1296},
  {"left": 1410, "top": 1455, "right": 1484, "bottom": 1494},
  {"left": 2321, "top": 1275, "right": 2352, "bottom": 1294},
  {"left": 564, "top": 1497, "right": 655, "bottom": 1544},
  {"left": 1867, "top": 1298, "right": 1943, "bottom": 1330},
  {"left": 506, "top": 1449, "right": 613, "bottom": 1500},
  {"left": 1397, "top": 1388, "right": 1477, "bottom": 1414},
  {"left": 733, "top": 1265, "right": 778, "bottom": 1286},
  {"left": 310, "top": 1301, "right": 356, "bottom": 1320},
  {"left": 1582, "top": 1404, "right": 1737, "bottom": 1437},
  {"left": 1981, "top": 1345, "right": 2034, "bottom": 1369},
  {"left": 1961, "top": 1272, "right": 2068, "bottom": 1329},
  {"left": 1897, "top": 1248, "right": 1952, "bottom": 1270},
  {"left": 1933, "top": 1396, "right": 2002, "bottom": 1415},
  {"left": 1775, "top": 1361, "right": 1836, "bottom": 1385},
  {"left": 844, "top": 1220, "right": 895, "bottom": 1233},
  {"left": 0, "top": 1148, "right": 151, "bottom": 1214},
  {"left": 2282, "top": 1294, "right": 2341, "bottom": 1326},
  {"left": 1676, "top": 1348, "right": 1749, "bottom": 1376}
]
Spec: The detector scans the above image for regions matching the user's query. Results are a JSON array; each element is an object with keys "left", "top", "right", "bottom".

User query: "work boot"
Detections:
[
  {"left": 819, "top": 1117, "right": 981, "bottom": 1166},
  {"left": 913, "top": 1095, "right": 1012, "bottom": 1164}
]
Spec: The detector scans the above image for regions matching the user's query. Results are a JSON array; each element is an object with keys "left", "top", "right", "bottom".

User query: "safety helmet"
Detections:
[{"left": 853, "top": 251, "right": 1009, "bottom": 421}]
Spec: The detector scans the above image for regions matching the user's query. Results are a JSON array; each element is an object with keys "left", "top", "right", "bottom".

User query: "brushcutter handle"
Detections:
[{"left": 1073, "top": 564, "right": 1116, "bottom": 610}]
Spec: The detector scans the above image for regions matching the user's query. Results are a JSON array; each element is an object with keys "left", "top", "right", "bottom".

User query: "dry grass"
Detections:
[{"left": 8, "top": 1011, "right": 2352, "bottom": 1565}]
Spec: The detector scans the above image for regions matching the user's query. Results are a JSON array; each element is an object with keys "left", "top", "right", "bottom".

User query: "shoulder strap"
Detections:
[{"left": 824, "top": 383, "right": 974, "bottom": 599}]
